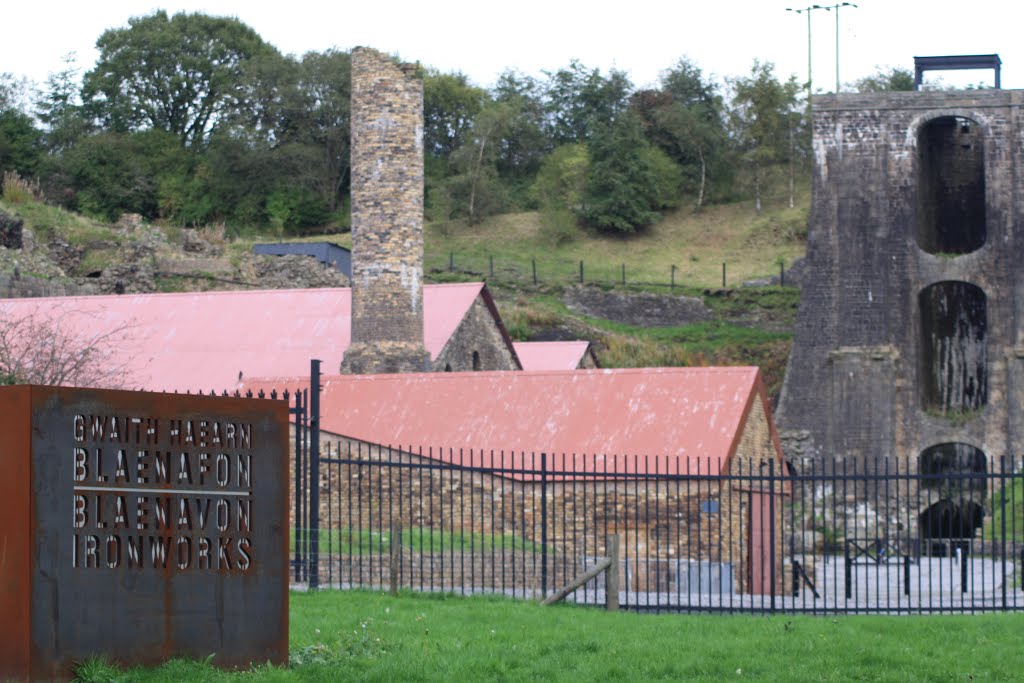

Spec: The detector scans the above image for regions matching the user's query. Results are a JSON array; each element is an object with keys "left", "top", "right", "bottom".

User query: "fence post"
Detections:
[
  {"left": 722, "top": 262, "right": 726, "bottom": 288},
  {"left": 579, "top": 260, "right": 584, "bottom": 284},
  {"left": 779, "top": 261, "right": 785, "bottom": 287},
  {"left": 671, "top": 264, "right": 676, "bottom": 291},
  {"left": 293, "top": 389, "right": 305, "bottom": 583},
  {"left": 960, "top": 544, "right": 969, "bottom": 593},
  {"left": 606, "top": 534, "right": 620, "bottom": 612},
  {"left": 532, "top": 259, "right": 537, "bottom": 286},
  {"left": 489, "top": 255, "right": 494, "bottom": 279},
  {"left": 1001, "top": 455, "right": 1008, "bottom": 610},
  {"left": 844, "top": 541, "right": 852, "bottom": 600},
  {"left": 389, "top": 520, "right": 401, "bottom": 596},
  {"left": 621, "top": 263, "right": 625, "bottom": 286},
  {"left": 309, "top": 358, "right": 322, "bottom": 590},
  {"left": 769, "top": 458, "right": 776, "bottom": 613},
  {"left": 904, "top": 555, "right": 911, "bottom": 596},
  {"left": 540, "top": 452, "right": 548, "bottom": 597},
  {"left": 449, "top": 252, "right": 454, "bottom": 272}
]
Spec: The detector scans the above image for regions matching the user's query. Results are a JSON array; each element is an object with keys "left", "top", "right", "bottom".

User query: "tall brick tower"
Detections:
[
  {"left": 777, "top": 87, "right": 1024, "bottom": 541},
  {"left": 340, "top": 47, "right": 431, "bottom": 374}
]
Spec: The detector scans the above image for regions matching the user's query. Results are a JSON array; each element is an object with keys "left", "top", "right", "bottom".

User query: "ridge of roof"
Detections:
[{"left": 0, "top": 281, "right": 488, "bottom": 304}]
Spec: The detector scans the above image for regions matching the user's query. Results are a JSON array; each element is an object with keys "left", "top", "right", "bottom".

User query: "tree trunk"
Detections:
[
  {"left": 468, "top": 133, "right": 489, "bottom": 224},
  {"left": 695, "top": 147, "right": 706, "bottom": 212},
  {"left": 754, "top": 162, "right": 762, "bottom": 214}
]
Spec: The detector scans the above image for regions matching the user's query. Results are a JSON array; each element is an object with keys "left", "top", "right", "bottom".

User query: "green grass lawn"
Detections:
[{"left": 76, "top": 589, "right": 1024, "bottom": 682}]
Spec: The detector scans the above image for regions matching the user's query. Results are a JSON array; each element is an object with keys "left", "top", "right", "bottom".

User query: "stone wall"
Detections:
[
  {"left": 433, "top": 294, "right": 519, "bottom": 371},
  {"left": 341, "top": 47, "right": 430, "bottom": 374},
  {"left": 563, "top": 285, "right": 711, "bottom": 327},
  {"left": 776, "top": 89, "right": 1024, "bottom": 530},
  {"left": 291, "top": 404, "right": 789, "bottom": 596}
]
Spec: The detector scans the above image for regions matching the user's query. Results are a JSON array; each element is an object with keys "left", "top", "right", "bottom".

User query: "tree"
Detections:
[
  {"left": 35, "top": 53, "right": 92, "bottom": 152},
  {"left": 543, "top": 61, "right": 632, "bottom": 144},
  {"left": 423, "top": 70, "right": 486, "bottom": 160},
  {"left": 0, "top": 109, "right": 42, "bottom": 177},
  {"left": 659, "top": 59, "right": 729, "bottom": 208},
  {"left": 0, "top": 304, "right": 136, "bottom": 387},
  {"left": 446, "top": 102, "right": 516, "bottom": 223},
  {"left": 82, "top": 11, "right": 277, "bottom": 147},
  {"left": 491, "top": 69, "right": 549, "bottom": 195},
  {"left": 579, "top": 112, "right": 663, "bottom": 233},
  {"left": 729, "top": 61, "right": 802, "bottom": 213},
  {"left": 852, "top": 66, "right": 915, "bottom": 93},
  {"left": 0, "top": 73, "right": 42, "bottom": 177}
]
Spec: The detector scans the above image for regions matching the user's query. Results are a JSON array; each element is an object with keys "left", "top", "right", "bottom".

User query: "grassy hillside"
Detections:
[{"left": 423, "top": 191, "right": 808, "bottom": 290}]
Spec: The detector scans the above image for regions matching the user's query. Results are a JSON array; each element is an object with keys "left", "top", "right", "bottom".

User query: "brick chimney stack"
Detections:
[{"left": 340, "top": 47, "right": 431, "bottom": 374}]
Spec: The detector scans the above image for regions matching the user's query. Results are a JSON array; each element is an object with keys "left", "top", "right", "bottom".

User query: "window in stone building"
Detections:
[
  {"left": 700, "top": 500, "right": 720, "bottom": 514},
  {"left": 444, "top": 363, "right": 452, "bottom": 372},
  {"left": 916, "top": 115, "right": 986, "bottom": 254},
  {"left": 918, "top": 281, "right": 987, "bottom": 413},
  {"left": 472, "top": 351, "right": 481, "bottom": 371}
]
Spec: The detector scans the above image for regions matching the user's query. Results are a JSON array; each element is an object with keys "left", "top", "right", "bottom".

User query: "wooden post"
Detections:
[
  {"left": 389, "top": 521, "right": 401, "bottom": 596},
  {"left": 606, "top": 534, "right": 619, "bottom": 612}
]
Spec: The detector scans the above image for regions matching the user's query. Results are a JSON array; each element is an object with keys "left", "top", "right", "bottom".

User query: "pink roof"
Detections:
[
  {"left": 513, "top": 341, "right": 592, "bottom": 370},
  {"left": 0, "top": 283, "right": 485, "bottom": 392},
  {"left": 243, "top": 367, "right": 783, "bottom": 476}
]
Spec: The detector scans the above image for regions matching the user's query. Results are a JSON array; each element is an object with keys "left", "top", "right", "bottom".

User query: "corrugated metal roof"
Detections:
[
  {"left": 244, "top": 366, "right": 781, "bottom": 476},
  {"left": 513, "top": 341, "right": 591, "bottom": 370},
  {"left": 0, "top": 283, "right": 484, "bottom": 392}
]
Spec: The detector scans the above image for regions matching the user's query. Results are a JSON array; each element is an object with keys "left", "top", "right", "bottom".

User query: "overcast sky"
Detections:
[{"left": 3, "top": 1, "right": 1019, "bottom": 96}]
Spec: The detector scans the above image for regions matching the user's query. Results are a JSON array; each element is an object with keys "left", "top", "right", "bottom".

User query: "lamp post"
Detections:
[
  {"left": 787, "top": 3, "right": 858, "bottom": 97},
  {"left": 831, "top": 3, "right": 857, "bottom": 92}
]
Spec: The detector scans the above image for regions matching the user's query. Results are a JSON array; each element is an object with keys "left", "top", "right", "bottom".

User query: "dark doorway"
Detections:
[
  {"left": 917, "top": 116, "right": 985, "bottom": 254},
  {"left": 918, "top": 443, "right": 986, "bottom": 554},
  {"left": 919, "top": 281, "right": 987, "bottom": 413},
  {"left": 919, "top": 500, "right": 985, "bottom": 541}
]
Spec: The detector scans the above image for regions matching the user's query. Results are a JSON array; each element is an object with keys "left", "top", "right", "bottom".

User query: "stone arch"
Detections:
[
  {"left": 918, "top": 281, "right": 987, "bottom": 413},
  {"left": 919, "top": 500, "right": 985, "bottom": 541},
  {"left": 916, "top": 115, "right": 986, "bottom": 255},
  {"left": 919, "top": 442, "right": 987, "bottom": 492},
  {"left": 918, "top": 443, "right": 987, "bottom": 552},
  {"left": 472, "top": 351, "right": 481, "bottom": 371}
]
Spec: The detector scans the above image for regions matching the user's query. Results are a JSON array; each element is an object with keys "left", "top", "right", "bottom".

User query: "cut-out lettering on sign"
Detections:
[{"left": 70, "top": 414, "right": 255, "bottom": 572}]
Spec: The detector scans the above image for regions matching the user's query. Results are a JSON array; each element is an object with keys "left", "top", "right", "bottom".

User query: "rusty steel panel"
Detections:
[
  {"left": 0, "top": 386, "right": 289, "bottom": 682},
  {"left": 0, "top": 386, "right": 32, "bottom": 681}
]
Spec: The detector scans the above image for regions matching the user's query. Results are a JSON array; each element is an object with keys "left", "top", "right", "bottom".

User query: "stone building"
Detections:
[
  {"left": 776, "top": 89, "right": 1024, "bottom": 543},
  {"left": 246, "top": 367, "right": 789, "bottom": 595}
]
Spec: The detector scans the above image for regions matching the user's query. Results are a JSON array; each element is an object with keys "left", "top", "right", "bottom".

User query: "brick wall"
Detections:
[
  {"left": 777, "top": 90, "right": 1024, "bottom": 530},
  {"left": 291, "top": 404, "right": 789, "bottom": 595}
]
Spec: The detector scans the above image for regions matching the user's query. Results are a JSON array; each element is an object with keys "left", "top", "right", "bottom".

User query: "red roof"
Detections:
[
  {"left": 243, "top": 367, "right": 783, "bottom": 476},
  {"left": 0, "top": 284, "right": 487, "bottom": 392},
  {"left": 513, "top": 341, "right": 592, "bottom": 370}
]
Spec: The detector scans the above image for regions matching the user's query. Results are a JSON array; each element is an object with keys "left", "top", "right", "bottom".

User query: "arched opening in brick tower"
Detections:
[
  {"left": 918, "top": 443, "right": 986, "bottom": 555},
  {"left": 918, "top": 281, "right": 987, "bottom": 413},
  {"left": 916, "top": 115, "right": 985, "bottom": 254}
]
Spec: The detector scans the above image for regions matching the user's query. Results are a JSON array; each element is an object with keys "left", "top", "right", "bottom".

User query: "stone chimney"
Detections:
[{"left": 340, "top": 47, "right": 431, "bottom": 374}]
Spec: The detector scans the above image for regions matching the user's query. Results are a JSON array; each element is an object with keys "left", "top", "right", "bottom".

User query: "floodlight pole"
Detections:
[{"left": 832, "top": 3, "right": 858, "bottom": 92}]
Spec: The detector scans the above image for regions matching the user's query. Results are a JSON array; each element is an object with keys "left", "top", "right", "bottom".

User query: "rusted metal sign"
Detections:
[{"left": 0, "top": 386, "right": 289, "bottom": 682}]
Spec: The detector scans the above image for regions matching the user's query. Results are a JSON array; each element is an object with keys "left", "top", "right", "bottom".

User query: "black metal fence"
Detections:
[
  {"left": 265, "top": 362, "right": 1024, "bottom": 615},
  {"left": 425, "top": 252, "right": 790, "bottom": 290}
]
